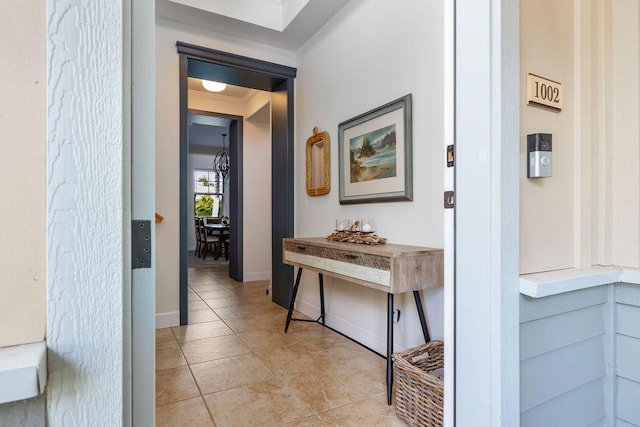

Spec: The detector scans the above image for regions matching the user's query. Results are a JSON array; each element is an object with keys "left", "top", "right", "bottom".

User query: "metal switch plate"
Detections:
[
  {"left": 444, "top": 191, "right": 454, "bottom": 209},
  {"left": 132, "top": 220, "right": 152, "bottom": 269}
]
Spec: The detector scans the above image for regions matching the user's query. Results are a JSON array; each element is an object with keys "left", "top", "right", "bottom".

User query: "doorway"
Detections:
[
  {"left": 177, "top": 42, "right": 297, "bottom": 325},
  {"left": 186, "top": 110, "right": 242, "bottom": 279}
]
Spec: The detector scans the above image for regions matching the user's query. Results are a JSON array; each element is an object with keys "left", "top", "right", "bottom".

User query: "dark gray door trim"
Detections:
[
  {"left": 178, "top": 43, "right": 297, "bottom": 325},
  {"left": 177, "top": 41, "right": 297, "bottom": 90},
  {"left": 270, "top": 78, "right": 295, "bottom": 308}
]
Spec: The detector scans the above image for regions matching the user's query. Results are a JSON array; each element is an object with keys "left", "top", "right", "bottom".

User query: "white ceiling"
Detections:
[
  {"left": 187, "top": 116, "right": 229, "bottom": 149},
  {"left": 174, "top": 0, "right": 341, "bottom": 148},
  {"left": 164, "top": 0, "right": 311, "bottom": 32},
  {"left": 156, "top": 0, "right": 351, "bottom": 51},
  {"left": 186, "top": 79, "right": 268, "bottom": 149}
]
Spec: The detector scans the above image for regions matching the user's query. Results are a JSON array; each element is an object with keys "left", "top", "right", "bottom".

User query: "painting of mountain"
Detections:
[{"left": 349, "top": 124, "right": 397, "bottom": 183}]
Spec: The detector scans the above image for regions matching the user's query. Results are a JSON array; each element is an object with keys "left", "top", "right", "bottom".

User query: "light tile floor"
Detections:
[{"left": 155, "top": 265, "right": 408, "bottom": 426}]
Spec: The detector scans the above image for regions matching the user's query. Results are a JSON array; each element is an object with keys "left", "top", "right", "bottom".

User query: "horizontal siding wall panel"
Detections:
[
  {"left": 520, "top": 378, "right": 605, "bottom": 427},
  {"left": 617, "top": 303, "right": 640, "bottom": 338},
  {"left": 521, "top": 336, "right": 606, "bottom": 412},
  {"left": 520, "top": 286, "right": 608, "bottom": 323},
  {"left": 520, "top": 304, "right": 605, "bottom": 361},
  {"left": 617, "top": 335, "right": 640, "bottom": 383},
  {"left": 520, "top": 283, "right": 640, "bottom": 424},
  {"left": 615, "top": 419, "right": 638, "bottom": 427},
  {"left": 617, "top": 377, "right": 640, "bottom": 426},
  {"left": 616, "top": 285, "right": 640, "bottom": 426},
  {"left": 616, "top": 283, "right": 640, "bottom": 306}
]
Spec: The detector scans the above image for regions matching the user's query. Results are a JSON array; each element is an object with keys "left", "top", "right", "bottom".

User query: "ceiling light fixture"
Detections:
[{"left": 201, "top": 80, "right": 227, "bottom": 92}]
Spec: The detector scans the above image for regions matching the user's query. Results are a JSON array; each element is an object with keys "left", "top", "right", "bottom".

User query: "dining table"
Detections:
[{"left": 204, "top": 223, "right": 230, "bottom": 260}]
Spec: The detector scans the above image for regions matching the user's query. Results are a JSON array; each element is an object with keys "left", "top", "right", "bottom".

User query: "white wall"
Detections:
[
  {"left": 242, "top": 112, "right": 272, "bottom": 281},
  {"left": 155, "top": 18, "right": 285, "bottom": 317},
  {"left": 293, "top": 0, "right": 444, "bottom": 353},
  {"left": 0, "top": 0, "right": 46, "bottom": 348}
]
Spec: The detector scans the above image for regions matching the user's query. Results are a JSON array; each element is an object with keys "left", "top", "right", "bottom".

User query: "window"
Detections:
[{"left": 194, "top": 169, "right": 223, "bottom": 217}]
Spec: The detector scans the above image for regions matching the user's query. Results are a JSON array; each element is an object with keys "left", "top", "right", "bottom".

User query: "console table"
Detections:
[{"left": 282, "top": 237, "right": 444, "bottom": 404}]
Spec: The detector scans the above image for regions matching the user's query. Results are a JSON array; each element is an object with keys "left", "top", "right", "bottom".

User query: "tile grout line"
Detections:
[
  {"left": 161, "top": 268, "right": 399, "bottom": 426},
  {"left": 176, "top": 282, "right": 220, "bottom": 425},
  {"left": 190, "top": 273, "right": 320, "bottom": 425}
]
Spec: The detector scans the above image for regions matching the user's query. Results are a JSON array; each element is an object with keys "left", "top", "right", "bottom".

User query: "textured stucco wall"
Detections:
[{"left": 47, "top": 0, "right": 124, "bottom": 423}]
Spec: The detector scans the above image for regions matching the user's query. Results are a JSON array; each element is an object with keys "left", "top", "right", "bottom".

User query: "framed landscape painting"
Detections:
[{"left": 338, "top": 94, "right": 413, "bottom": 204}]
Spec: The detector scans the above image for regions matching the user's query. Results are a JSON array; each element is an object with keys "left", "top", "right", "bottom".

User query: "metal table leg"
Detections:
[
  {"left": 319, "top": 273, "right": 325, "bottom": 324},
  {"left": 413, "top": 290, "right": 431, "bottom": 342},
  {"left": 387, "top": 293, "right": 394, "bottom": 405},
  {"left": 284, "top": 267, "right": 303, "bottom": 333}
]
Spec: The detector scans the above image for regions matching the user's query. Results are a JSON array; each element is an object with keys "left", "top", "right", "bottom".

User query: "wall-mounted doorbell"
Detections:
[{"left": 527, "top": 133, "right": 552, "bottom": 178}]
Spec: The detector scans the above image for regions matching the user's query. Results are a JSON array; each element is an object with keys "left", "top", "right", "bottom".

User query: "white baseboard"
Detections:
[
  {"left": 155, "top": 311, "right": 179, "bottom": 329},
  {"left": 293, "top": 299, "right": 405, "bottom": 355},
  {"left": 243, "top": 271, "right": 271, "bottom": 282}
]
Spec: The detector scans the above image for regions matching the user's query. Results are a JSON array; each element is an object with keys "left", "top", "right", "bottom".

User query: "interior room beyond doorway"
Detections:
[
  {"left": 177, "top": 43, "right": 297, "bottom": 326},
  {"left": 185, "top": 80, "right": 275, "bottom": 310}
]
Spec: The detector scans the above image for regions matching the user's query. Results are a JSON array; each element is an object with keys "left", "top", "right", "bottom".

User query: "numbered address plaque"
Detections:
[{"left": 527, "top": 73, "right": 563, "bottom": 111}]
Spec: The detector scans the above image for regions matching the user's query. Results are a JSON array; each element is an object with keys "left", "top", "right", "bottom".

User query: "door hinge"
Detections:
[
  {"left": 447, "top": 145, "right": 454, "bottom": 167},
  {"left": 444, "top": 191, "right": 455, "bottom": 209},
  {"left": 132, "top": 220, "right": 152, "bottom": 269}
]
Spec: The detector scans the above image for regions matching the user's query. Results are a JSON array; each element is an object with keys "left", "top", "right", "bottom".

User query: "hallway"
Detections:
[{"left": 155, "top": 265, "right": 407, "bottom": 426}]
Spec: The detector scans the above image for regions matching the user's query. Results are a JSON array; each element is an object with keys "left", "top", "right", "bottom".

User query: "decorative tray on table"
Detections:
[{"left": 326, "top": 221, "right": 387, "bottom": 245}]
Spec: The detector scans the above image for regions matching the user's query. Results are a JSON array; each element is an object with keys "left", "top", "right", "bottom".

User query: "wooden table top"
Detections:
[{"left": 283, "top": 237, "right": 444, "bottom": 293}]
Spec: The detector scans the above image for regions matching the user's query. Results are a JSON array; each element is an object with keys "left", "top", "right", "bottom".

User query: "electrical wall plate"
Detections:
[{"left": 444, "top": 191, "right": 454, "bottom": 208}]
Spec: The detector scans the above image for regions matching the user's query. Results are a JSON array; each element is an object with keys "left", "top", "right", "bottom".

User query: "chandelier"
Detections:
[{"left": 213, "top": 133, "right": 230, "bottom": 181}]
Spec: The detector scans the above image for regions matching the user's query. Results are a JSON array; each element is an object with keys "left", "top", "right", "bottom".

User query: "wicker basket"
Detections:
[{"left": 392, "top": 341, "right": 444, "bottom": 427}]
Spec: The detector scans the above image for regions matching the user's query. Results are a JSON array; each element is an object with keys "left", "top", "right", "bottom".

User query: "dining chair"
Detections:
[
  {"left": 194, "top": 217, "right": 202, "bottom": 257},
  {"left": 199, "top": 218, "right": 219, "bottom": 260}
]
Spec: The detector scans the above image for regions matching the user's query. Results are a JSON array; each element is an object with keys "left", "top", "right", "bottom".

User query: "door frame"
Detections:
[
  {"left": 453, "top": 0, "right": 520, "bottom": 425},
  {"left": 129, "top": 0, "right": 156, "bottom": 425},
  {"left": 177, "top": 43, "right": 297, "bottom": 324}
]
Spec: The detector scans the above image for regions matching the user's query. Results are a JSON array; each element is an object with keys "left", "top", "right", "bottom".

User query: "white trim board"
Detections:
[
  {"left": 155, "top": 311, "right": 180, "bottom": 329},
  {"left": 520, "top": 266, "right": 640, "bottom": 298},
  {"left": 242, "top": 271, "right": 271, "bottom": 282},
  {"left": 0, "top": 341, "right": 46, "bottom": 404}
]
